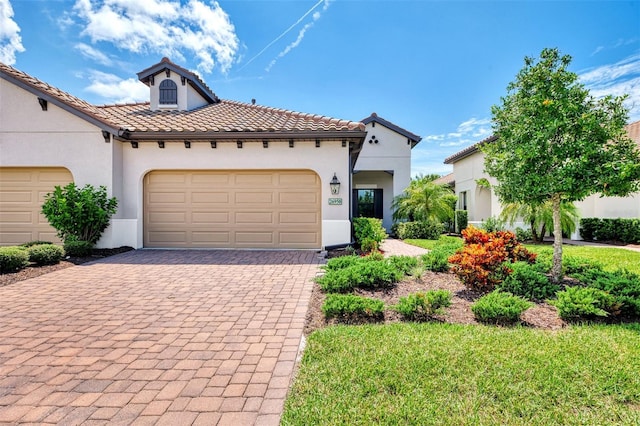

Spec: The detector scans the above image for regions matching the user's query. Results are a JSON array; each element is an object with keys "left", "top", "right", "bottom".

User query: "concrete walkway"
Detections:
[
  {"left": 380, "top": 238, "right": 430, "bottom": 257},
  {"left": 0, "top": 250, "right": 322, "bottom": 425}
]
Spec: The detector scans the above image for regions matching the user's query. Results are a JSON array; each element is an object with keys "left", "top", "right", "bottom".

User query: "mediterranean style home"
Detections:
[
  {"left": 444, "top": 120, "right": 640, "bottom": 237},
  {"left": 0, "top": 58, "right": 421, "bottom": 249}
]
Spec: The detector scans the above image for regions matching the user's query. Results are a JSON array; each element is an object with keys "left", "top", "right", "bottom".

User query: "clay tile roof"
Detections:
[
  {"left": 433, "top": 172, "right": 455, "bottom": 186},
  {"left": 0, "top": 61, "right": 365, "bottom": 138},
  {"left": 444, "top": 134, "right": 497, "bottom": 164}
]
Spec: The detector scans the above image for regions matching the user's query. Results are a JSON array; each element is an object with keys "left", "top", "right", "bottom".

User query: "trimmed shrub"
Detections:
[
  {"left": 324, "top": 255, "right": 363, "bottom": 271},
  {"left": 551, "top": 286, "right": 619, "bottom": 320},
  {"left": 42, "top": 183, "right": 118, "bottom": 244},
  {"left": 63, "top": 239, "right": 93, "bottom": 257},
  {"left": 20, "top": 240, "right": 54, "bottom": 248},
  {"left": 422, "top": 247, "right": 451, "bottom": 272},
  {"left": 0, "top": 246, "right": 29, "bottom": 274},
  {"left": 448, "top": 226, "right": 536, "bottom": 292},
  {"left": 317, "top": 259, "right": 403, "bottom": 293},
  {"left": 480, "top": 216, "right": 506, "bottom": 233},
  {"left": 322, "top": 294, "right": 385, "bottom": 321},
  {"left": 388, "top": 255, "right": 419, "bottom": 276},
  {"left": 394, "top": 290, "right": 452, "bottom": 321},
  {"left": 395, "top": 220, "right": 444, "bottom": 240},
  {"left": 563, "top": 255, "right": 603, "bottom": 275},
  {"left": 580, "top": 218, "right": 640, "bottom": 244},
  {"left": 514, "top": 227, "right": 533, "bottom": 242},
  {"left": 353, "top": 217, "right": 387, "bottom": 252},
  {"left": 471, "top": 290, "right": 533, "bottom": 325},
  {"left": 573, "top": 269, "right": 640, "bottom": 316},
  {"left": 455, "top": 210, "right": 468, "bottom": 233},
  {"left": 28, "top": 244, "right": 65, "bottom": 266},
  {"left": 498, "top": 261, "right": 559, "bottom": 301},
  {"left": 530, "top": 249, "right": 553, "bottom": 274}
]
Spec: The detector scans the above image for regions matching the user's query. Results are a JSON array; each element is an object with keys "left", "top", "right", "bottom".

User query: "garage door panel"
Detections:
[
  {"left": 235, "top": 192, "right": 272, "bottom": 204},
  {"left": 192, "top": 212, "right": 229, "bottom": 224},
  {"left": 144, "top": 170, "right": 320, "bottom": 248},
  {"left": 0, "top": 167, "right": 72, "bottom": 246},
  {"left": 235, "top": 212, "right": 273, "bottom": 224},
  {"left": 279, "top": 191, "right": 317, "bottom": 204},
  {"left": 1, "top": 191, "right": 33, "bottom": 203},
  {"left": 192, "top": 192, "right": 229, "bottom": 203}
]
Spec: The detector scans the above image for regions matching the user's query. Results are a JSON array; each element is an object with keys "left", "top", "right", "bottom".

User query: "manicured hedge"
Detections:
[{"left": 580, "top": 218, "right": 640, "bottom": 244}]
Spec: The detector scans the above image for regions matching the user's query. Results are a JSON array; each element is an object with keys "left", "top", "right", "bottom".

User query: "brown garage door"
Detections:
[
  {"left": 0, "top": 167, "right": 73, "bottom": 245},
  {"left": 144, "top": 170, "right": 321, "bottom": 249}
]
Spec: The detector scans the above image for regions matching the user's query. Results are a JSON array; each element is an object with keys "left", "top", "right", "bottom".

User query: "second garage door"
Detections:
[{"left": 144, "top": 170, "right": 321, "bottom": 249}]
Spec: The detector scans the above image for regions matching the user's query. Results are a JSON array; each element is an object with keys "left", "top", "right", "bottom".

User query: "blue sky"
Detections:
[{"left": 1, "top": 0, "right": 639, "bottom": 176}]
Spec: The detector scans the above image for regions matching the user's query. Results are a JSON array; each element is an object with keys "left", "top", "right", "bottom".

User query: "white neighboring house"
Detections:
[
  {"left": 0, "top": 58, "right": 420, "bottom": 249},
  {"left": 353, "top": 113, "right": 422, "bottom": 232},
  {"left": 444, "top": 120, "right": 640, "bottom": 237}
]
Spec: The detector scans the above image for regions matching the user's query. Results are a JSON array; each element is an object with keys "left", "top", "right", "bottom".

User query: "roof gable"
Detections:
[
  {"left": 137, "top": 57, "right": 219, "bottom": 105},
  {"left": 361, "top": 112, "right": 422, "bottom": 148}
]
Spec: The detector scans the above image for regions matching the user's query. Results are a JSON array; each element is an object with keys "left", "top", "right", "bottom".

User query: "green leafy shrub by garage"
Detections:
[
  {"left": 471, "top": 290, "right": 533, "bottom": 325},
  {"left": 498, "top": 261, "right": 559, "bottom": 301},
  {"left": 572, "top": 269, "right": 640, "bottom": 316},
  {"left": 322, "top": 294, "right": 385, "bottom": 322},
  {"left": 0, "top": 247, "right": 29, "bottom": 274},
  {"left": 393, "top": 290, "right": 452, "bottom": 321},
  {"left": 27, "top": 244, "right": 64, "bottom": 266},
  {"left": 317, "top": 259, "right": 403, "bottom": 293},
  {"left": 395, "top": 220, "right": 444, "bottom": 240},
  {"left": 20, "top": 240, "right": 54, "bottom": 248},
  {"left": 63, "top": 239, "right": 93, "bottom": 257},
  {"left": 551, "top": 286, "right": 619, "bottom": 320},
  {"left": 42, "top": 183, "right": 118, "bottom": 247},
  {"left": 353, "top": 217, "right": 387, "bottom": 253}
]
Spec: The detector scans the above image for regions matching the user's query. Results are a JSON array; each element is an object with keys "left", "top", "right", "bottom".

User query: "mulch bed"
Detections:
[{"left": 0, "top": 246, "right": 133, "bottom": 288}]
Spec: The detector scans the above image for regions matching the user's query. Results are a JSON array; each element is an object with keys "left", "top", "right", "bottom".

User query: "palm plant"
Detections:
[
  {"left": 500, "top": 201, "right": 579, "bottom": 243},
  {"left": 393, "top": 176, "right": 455, "bottom": 223}
]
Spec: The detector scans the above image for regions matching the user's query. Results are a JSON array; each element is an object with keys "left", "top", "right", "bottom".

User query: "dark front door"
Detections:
[{"left": 353, "top": 189, "right": 383, "bottom": 219}]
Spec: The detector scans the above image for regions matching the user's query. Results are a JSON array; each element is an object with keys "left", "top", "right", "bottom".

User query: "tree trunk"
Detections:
[
  {"left": 551, "top": 193, "right": 563, "bottom": 283},
  {"left": 530, "top": 220, "right": 539, "bottom": 242}
]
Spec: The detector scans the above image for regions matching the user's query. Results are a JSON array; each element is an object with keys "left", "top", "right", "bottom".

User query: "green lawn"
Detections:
[
  {"left": 525, "top": 244, "right": 640, "bottom": 274},
  {"left": 404, "top": 235, "right": 462, "bottom": 250},
  {"left": 283, "top": 323, "right": 640, "bottom": 425}
]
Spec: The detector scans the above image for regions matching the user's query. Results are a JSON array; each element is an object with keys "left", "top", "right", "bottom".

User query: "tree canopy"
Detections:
[
  {"left": 483, "top": 47, "right": 640, "bottom": 282},
  {"left": 392, "top": 175, "right": 455, "bottom": 223}
]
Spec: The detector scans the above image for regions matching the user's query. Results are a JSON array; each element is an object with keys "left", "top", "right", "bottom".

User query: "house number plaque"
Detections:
[{"left": 328, "top": 198, "right": 342, "bottom": 205}]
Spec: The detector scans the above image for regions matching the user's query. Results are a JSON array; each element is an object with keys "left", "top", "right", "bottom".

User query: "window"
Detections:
[
  {"left": 159, "top": 79, "right": 177, "bottom": 105},
  {"left": 353, "top": 189, "right": 383, "bottom": 219},
  {"left": 459, "top": 191, "right": 467, "bottom": 210}
]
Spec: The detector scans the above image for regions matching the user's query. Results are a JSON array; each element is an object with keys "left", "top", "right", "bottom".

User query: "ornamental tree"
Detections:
[{"left": 484, "top": 48, "right": 640, "bottom": 283}]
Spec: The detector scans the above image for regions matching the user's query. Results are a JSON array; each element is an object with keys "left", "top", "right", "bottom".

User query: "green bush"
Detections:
[
  {"left": 471, "top": 291, "right": 533, "bottom": 325},
  {"left": 63, "top": 239, "right": 93, "bottom": 257},
  {"left": 322, "top": 294, "right": 385, "bottom": 321},
  {"left": 360, "top": 238, "right": 379, "bottom": 253},
  {"left": 353, "top": 217, "right": 387, "bottom": 253},
  {"left": 422, "top": 248, "right": 451, "bottom": 272},
  {"left": 388, "top": 255, "right": 419, "bottom": 275},
  {"left": 396, "top": 220, "right": 444, "bottom": 240},
  {"left": 455, "top": 210, "right": 468, "bottom": 233},
  {"left": 580, "top": 218, "right": 640, "bottom": 244},
  {"left": 394, "top": 290, "right": 452, "bottom": 321},
  {"left": 573, "top": 269, "right": 640, "bottom": 316},
  {"left": 514, "top": 227, "right": 533, "bottom": 242},
  {"left": 28, "top": 244, "right": 64, "bottom": 266},
  {"left": 324, "top": 255, "right": 363, "bottom": 271},
  {"left": 317, "top": 260, "right": 403, "bottom": 293},
  {"left": 563, "top": 255, "right": 603, "bottom": 275},
  {"left": 42, "top": 183, "right": 118, "bottom": 244},
  {"left": 0, "top": 246, "right": 29, "bottom": 273},
  {"left": 551, "top": 286, "right": 618, "bottom": 320},
  {"left": 480, "top": 216, "right": 506, "bottom": 233},
  {"left": 20, "top": 240, "right": 54, "bottom": 248},
  {"left": 498, "top": 261, "right": 559, "bottom": 301}
]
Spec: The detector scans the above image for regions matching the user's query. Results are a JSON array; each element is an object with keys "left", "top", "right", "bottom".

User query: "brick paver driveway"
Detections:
[{"left": 0, "top": 249, "right": 321, "bottom": 425}]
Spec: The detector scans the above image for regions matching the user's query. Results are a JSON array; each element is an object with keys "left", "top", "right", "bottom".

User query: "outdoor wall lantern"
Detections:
[{"left": 330, "top": 173, "right": 341, "bottom": 195}]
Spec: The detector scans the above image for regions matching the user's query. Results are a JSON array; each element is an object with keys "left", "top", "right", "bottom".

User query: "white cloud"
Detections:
[
  {"left": 580, "top": 52, "right": 640, "bottom": 122},
  {"left": 84, "top": 69, "right": 148, "bottom": 103},
  {"left": 71, "top": 0, "right": 239, "bottom": 74},
  {"left": 75, "top": 42, "right": 111, "bottom": 65},
  {"left": 0, "top": 0, "right": 25, "bottom": 65}
]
